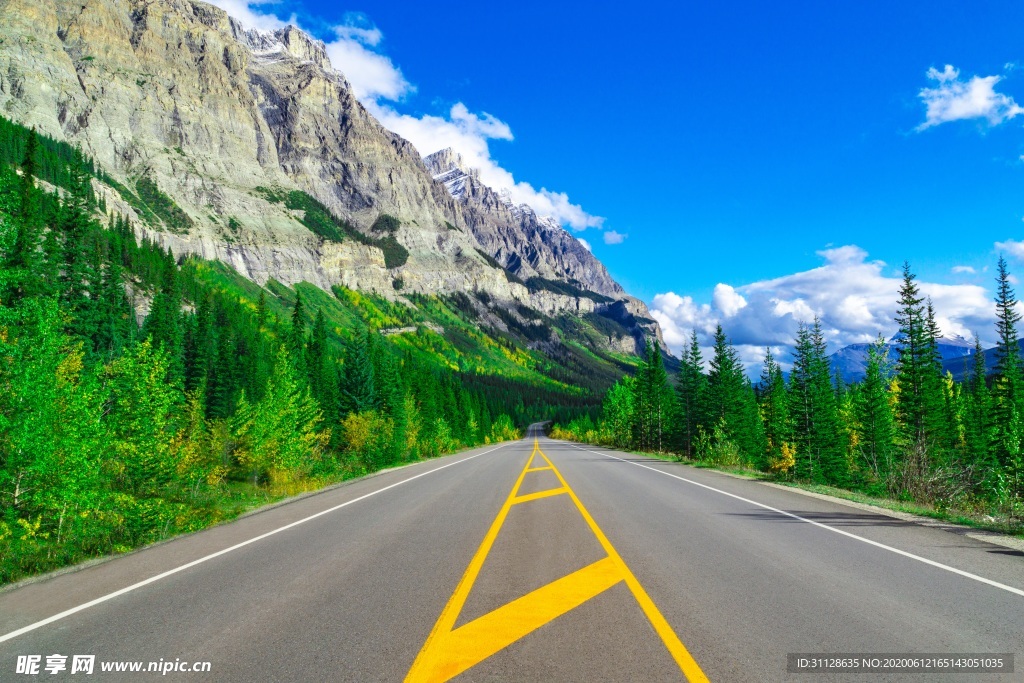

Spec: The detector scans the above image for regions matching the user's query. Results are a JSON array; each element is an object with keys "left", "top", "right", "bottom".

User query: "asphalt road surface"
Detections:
[{"left": 2, "top": 424, "right": 1022, "bottom": 682}]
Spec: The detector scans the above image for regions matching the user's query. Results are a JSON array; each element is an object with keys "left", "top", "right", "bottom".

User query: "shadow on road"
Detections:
[{"left": 724, "top": 509, "right": 920, "bottom": 528}]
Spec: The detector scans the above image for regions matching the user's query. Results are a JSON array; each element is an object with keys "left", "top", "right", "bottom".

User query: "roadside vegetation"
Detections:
[
  {"left": 0, "top": 119, "right": 610, "bottom": 585},
  {"left": 552, "top": 261, "right": 1024, "bottom": 534}
]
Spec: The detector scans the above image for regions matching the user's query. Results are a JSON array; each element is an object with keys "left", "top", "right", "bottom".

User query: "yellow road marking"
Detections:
[
  {"left": 404, "top": 439, "right": 709, "bottom": 683},
  {"left": 536, "top": 446, "right": 710, "bottom": 683},
  {"left": 409, "top": 557, "right": 621, "bottom": 681},
  {"left": 511, "top": 487, "right": 567, "bottom": 504}
]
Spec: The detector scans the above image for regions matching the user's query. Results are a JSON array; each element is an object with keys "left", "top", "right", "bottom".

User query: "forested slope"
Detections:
[{"left": 0, "top": 117, "right": 615, "bottom": 584}]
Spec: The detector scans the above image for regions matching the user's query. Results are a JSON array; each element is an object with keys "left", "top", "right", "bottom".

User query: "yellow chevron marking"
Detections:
[{"left": 404, "top": 439, "right": 709, "bottom": 683}]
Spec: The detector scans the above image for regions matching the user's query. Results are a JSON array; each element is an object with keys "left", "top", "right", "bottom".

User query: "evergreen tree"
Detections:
[
  {"left": 758, "top": 347, "right": 790, "bottom": 470},
  {"left": 256, "top": 289, "right": 268, "bottom": 329},
  {"left": 705, "top": 325, "right": 764, "bottom": 462},
  {"left": 675, "top": 330, "right": 707, "bottom": 457},
  {"left": 306, "top": 309, "right": 328, "bottom": 402},
  {"left": 8, "top": 129, "right": 41, "bottom": 303},
  {"left": 233, "top": 348, "right": 330, "bottom": 485},
  {"left": 340, "top": 330, "right": 376, "bottom": 416},
  {"left": 632, "top": 341, "right": 672, "bottom": 451},
  {"left": 963, "top": 334, "right": 992, "bottom": 471},
  {"left": 788, "top": 319, "right": 844, "bottom": 484},
  {"left": 893, "top": 262, "right": 932, "bottom": 444},
  {"left": 287, "top": 292, "right": 307, "bottom": 377},
  {"left": 993, "top": 256, "right": 1024, "bottom": 467},
  {"left": 854, "top": 336, "right": 895, "bottom": 484}
]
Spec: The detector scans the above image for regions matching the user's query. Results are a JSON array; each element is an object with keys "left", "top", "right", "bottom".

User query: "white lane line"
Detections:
[
  {"left": 0, "top": 442, "right": 513, "bottom": 644},
  {"left": 569, "top": 443, "right": 1024, "bottom": 598}
]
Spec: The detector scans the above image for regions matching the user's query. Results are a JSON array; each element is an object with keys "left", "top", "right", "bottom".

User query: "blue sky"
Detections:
[{"left": 215, "top": 0, "right": 1024, "bottom": 366}]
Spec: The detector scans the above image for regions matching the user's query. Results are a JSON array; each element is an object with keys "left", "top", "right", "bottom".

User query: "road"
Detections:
[{"left": 1, "top": 424, "right": 1022, "bottom": 681}]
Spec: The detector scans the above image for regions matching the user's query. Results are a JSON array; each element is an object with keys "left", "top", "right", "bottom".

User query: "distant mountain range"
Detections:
[{"left": 826, "top": 334, "right": 1024, "bottom": 383}]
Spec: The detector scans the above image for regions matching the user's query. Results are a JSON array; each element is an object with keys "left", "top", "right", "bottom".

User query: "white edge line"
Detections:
[
  {"left": 568, "top": 443, "right": 1024, "bottom": 598},
  {"left": 0, "top": 442, "right": 512, "bottom": 644}
]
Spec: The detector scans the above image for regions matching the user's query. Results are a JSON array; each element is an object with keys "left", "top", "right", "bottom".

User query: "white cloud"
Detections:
[
  {"left": 577, "top": 237, "right": 592, "bottom": 252},
  {"left": 713, "top": 283, "right": 747, "bottom": 317},
  {"left": 996, "top": 238, "right": 1024, "bottom": 260},
  {"left": 649, "top": 292, "right": 715, "bottom": 353},
  {"left": 651, "top": 245, "right": 996, "bottom": 372},
  {"left": 209, "top": 1, "right": 602, "bottom": 231},
  {"left": 368, "top": 101, "right": 603, "bottom": 230},
  {"left": 603, "top": 230, "right": 627, "bottom": 245},
  {"left": 917, "top": 64, "right": 1024, "bottom": 130},
  {"left": 323, "top": 30, "right": 411, "bottom": 101},
  {"left": 952, "top": 265, "right": 976, "bottom": 274},
  {"left": 207, "top": 0, "right": 288, "bottom": 31}
]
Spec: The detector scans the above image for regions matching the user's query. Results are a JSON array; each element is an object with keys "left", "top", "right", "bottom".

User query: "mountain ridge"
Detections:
[{"left": 0, "top": 0, "right": 666, "bottom": 356}]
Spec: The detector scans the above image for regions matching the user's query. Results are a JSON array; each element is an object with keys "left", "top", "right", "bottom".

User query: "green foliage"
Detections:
[
  {"left": 852, "top": 337, "right": 896, "bottom": 487},
  {"left": 554, "top": 261, "right": 1024, "bottom": 525},
  {"left": 378, "top": 234, "right": 409, "bottom": 269},
  {"left": 759, "top": 347, "right": 791, "bottom": 471},
  {"left": 371, "top": 213, "right": 400, "bottom": 233},
  {"left": 788, "top": 320, "right": 844, "bottom": 485},
  {"left": 233, "top": 348, "right": 329, "bottom": 483},
  {"left": 525, "top": 276, "right": 613, "bottom": 303},
  {"left": 993, "top": 257, "right": 1024, "bottom": 469},
  {"left": 135, "top": 176, "right": 193, "bottom": 234},
  {"left": 257, "top": 188, "right": 409, "bottom": 267},
  {"left": 675, "top": 331, "right": 707, "bottom": 458},
  {"left": 0, "top": 117, "right": 541, "bottom": 584},
  {"left": 706, "top": 325, "right": 764, "bottom": 465}
]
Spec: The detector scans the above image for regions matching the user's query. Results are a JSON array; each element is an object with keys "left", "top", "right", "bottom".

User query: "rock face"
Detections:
[
  {"left": 0, "top": 0, "right": 668, "bottom": 354},
  {"left": 424, "top": 148, "right": 624, "bottom": 299}
]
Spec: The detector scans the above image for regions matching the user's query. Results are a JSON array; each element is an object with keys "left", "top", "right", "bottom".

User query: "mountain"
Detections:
[
  {"left": 827, "top": 334, "right": 975, "bottom": 383},
  {"left": 0, "top": 0, "right": 665, "bottom": 359},
  {"left": 423, "top": 148, "right": 621, "bottom": 297},
  {"left": 423, "top": 148, "right": 665, "bottom": 354},
  {"left": 940, "top": 339, "right": 1024, "bottom": 381}
]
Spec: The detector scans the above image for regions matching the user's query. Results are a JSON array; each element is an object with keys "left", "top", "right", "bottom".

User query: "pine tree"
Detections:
[
  {"left": 340, "top": 330, "right": 376, "bottom": 416},
  {"left": 993, "top": 257, "right": 1024, "bottom": 466},
  {"left": 788, "top": 319, "right": 844, "bottom": 483},
  {"left": 675, "top": 330, "right": 707, "bottom": 457},
  {"left": 963, "top": 334, "right": 992, "bottom": 470},
  {"left": 8, "top": 129, "right": 42, "bottom": 303},
  {"left": 287, "top": 292, "right": 307, "bottom": 378},
  {"left": 630, "top": 341, "right": 672, "bottom": 451},
  {"left": 143, "top": 255, "right": 183, "bottom": 381},
  {"left": 758, "top": 347, "right": 790, "bottom": 470},
  {"left": 306, "top": 309, "right": 328, "bottom": 401},
  {"left": 854, "top": 336, "right": 895, "bottom": 484},
  {"left": 705, "top": 325, "right": 764, "bottom": 463},
  {"left": 923, "top": 298, "right": 955, "bottom": 453},
  {"left": 893, "top": 262, "right": 932, "bottom": 444},
  {"left": 256, "top": 289, "right": 268, "bottom": 329}
]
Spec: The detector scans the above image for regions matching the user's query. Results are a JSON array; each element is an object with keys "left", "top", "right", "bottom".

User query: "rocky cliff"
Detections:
[
  {"left": 0, "top": 0, "right": 666, "bottom": 354},
  {"left": 424, "top": 148, "right": 624, "bottom": 298}
]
